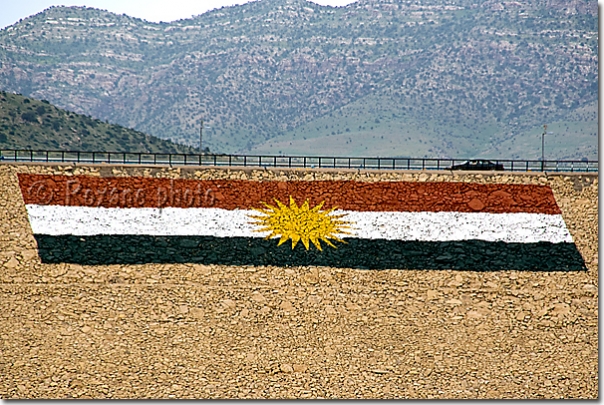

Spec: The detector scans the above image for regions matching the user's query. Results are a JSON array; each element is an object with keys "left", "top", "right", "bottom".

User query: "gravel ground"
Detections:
[{"left": 0, "top": 163, "right": 598, "bottom": 399}]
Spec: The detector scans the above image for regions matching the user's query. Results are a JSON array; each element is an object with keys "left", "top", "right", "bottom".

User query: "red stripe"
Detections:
[{"left": 17, "top": 173, "right": 562, "bottom": 214}]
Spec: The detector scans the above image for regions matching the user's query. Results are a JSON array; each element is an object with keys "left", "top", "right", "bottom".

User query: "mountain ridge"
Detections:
[
  {"left": 0, "top": 91, "right": 199, "bottom": 154},
  {"left": 0, "top": 0, "right": 597, "bottom": 160}
]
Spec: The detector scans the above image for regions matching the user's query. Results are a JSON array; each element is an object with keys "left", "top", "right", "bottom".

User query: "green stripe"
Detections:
[{"left": 33, "top": 235, "right": 587, "bottom": 271}]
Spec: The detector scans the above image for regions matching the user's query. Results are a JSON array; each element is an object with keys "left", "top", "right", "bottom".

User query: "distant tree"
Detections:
[{"left": 21, "top": 111, "right": 37, "bottom": 122}]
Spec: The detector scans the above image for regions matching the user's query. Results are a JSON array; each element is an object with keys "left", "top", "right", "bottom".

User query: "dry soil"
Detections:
[{"left": 0, "top": 163, "right": 598, "bottom": 399}]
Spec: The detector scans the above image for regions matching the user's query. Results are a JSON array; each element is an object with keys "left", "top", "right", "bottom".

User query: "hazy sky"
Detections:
[{"left": 1, "top": 0, "right": 356, "bottom": 29}]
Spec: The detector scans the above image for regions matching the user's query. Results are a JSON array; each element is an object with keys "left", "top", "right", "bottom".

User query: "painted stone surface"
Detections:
[{"left": 17, "top": 174, "right": 586, "bottom": 270}]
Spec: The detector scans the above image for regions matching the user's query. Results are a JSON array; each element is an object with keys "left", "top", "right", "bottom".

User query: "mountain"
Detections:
[
  {"left": 0, "top": 0, "right": 597, "bottom": 160},
  {"left": 0, "top": 91, "right": 198, "bottom": 153}
]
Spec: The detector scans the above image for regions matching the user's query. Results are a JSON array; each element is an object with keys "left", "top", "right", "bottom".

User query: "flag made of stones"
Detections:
[{"left": 17, "top": 173, "right": 586, "bottom": 271}]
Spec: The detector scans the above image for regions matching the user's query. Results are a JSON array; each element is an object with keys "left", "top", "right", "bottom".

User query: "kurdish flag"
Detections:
[{"left": 17, "top": 173, "right": 586, "bottom": 271}]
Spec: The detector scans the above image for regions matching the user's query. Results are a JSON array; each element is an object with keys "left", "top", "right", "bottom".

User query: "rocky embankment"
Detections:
[{"left": 0, "top": 163, "right": 598, "bottom": 399}]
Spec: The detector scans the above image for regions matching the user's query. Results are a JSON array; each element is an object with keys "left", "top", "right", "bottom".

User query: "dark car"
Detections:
[{"left": 448, "top": 159, "right": 504, "bottom": 171}]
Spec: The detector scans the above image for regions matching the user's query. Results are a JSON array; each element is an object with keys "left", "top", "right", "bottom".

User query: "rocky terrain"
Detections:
[
  {"left": 0, "top": 162, "right": 598, "bottom": 399},
  {"left": 0, "top": 0, "right": 598, "bottom": 159}
]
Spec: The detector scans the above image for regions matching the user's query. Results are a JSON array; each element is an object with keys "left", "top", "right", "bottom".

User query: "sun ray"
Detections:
[
  {"left": 249, "top": 196, "right": 353, "bottom": 250},
  {"left": 310, "top": 236, "right": 323, "bottom": 251},
  {"left": 291, "top": 234, "right": 301, "bottom": 249},
  {"left": 321, "top": 237, "right": 337, "bottom": 249},
  {"left": 277, "top": 235, "right": 289, "bottom": 246},
  {"left": 301, "top": 235, "right": 310, "bottom": 250}
]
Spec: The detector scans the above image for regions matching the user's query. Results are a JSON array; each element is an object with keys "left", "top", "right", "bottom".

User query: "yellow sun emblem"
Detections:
[{"left": 249, "top": 196, "right": 352, "bottom": 251}]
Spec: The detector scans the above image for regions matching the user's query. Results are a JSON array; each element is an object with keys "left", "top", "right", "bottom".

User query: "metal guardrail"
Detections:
[{"left": 0, "top": 149, "right": 598, "bottom": 173}]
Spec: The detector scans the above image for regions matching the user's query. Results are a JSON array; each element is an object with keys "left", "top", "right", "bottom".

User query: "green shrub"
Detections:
[{"left": 21, "top": 111, "right": 37, "bottom": 122}]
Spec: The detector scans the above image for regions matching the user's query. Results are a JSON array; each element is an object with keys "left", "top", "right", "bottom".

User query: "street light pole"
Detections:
[
  {"left": 541, "top": 124, "right": 547, "bottom": 171},
  {"left": 200, "top": 119, "right": 203, "bottom": 155}
]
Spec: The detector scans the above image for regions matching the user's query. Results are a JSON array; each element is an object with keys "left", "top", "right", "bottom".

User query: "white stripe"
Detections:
[
  {"left": 343, "top": 211, "right": 573, "bottom": 243},
  {"left": 25, "top": 204, "right": 574, "bottom": 244}
]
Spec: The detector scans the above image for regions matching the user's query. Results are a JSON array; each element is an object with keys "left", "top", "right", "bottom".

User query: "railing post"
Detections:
[
  {"left": 392, "top": 159, "right": 395, "bottom": 170},
  {"left": 348, "top": 158, "right": 351, "bottom": 169},
  {"left": 46, "top": 151, "right": 49, "bottom": 163},
  {"left": 274, "top": 156, "right": 277, "bottom": 167},
  {"left": 319, "top": 157, "right": 321, "bottom": 168},
  {"left": 289, "top": 157, "right": 292, "bottom": 168},
  {"left": 214, "top": 155, "right": 217, "bottom": 166},
  {"left": 62, "top": 151, "right": 65, "bottom": 162},
  {"left": 229, "top": 155, "right": 232, "bottom": 166},
  {"left": 304, "top": 157, "right": 306, "bottom": 168},
  {"left": 422, "top": 159, "right": 425, "bottom": 170},
  {"left": 244, "top": 156, "right": 247, "bottom": 167},
  {"left": 407, "top": 159, "right": 410, "bottom": 170},
  {"left": 138, "top": 153, "right": 141, "bottom": 164}
]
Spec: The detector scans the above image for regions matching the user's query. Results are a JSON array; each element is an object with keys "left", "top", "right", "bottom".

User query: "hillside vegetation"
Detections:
[
  {"left": 0, "top": 0, "right": 597, "bottom": 160},
  {"left": 0, "top": 91, "right": 198, "bottom": 153}
]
